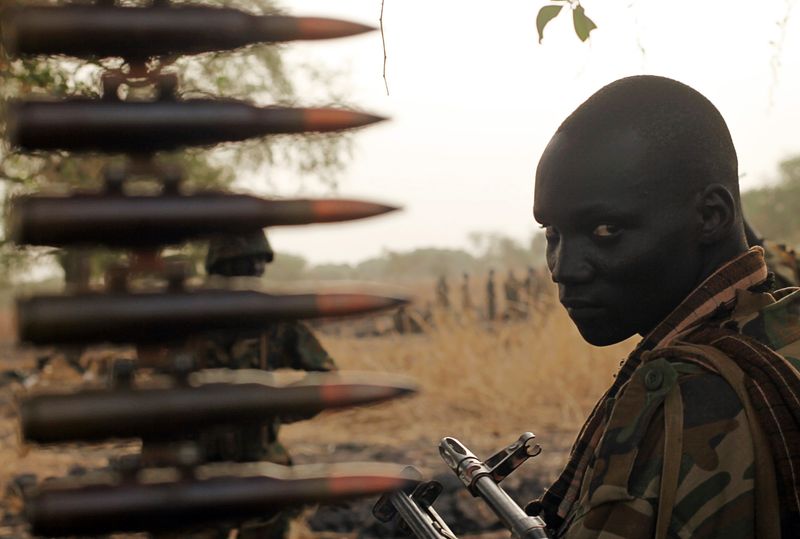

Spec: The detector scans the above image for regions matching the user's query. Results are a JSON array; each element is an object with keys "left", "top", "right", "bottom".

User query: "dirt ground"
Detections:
[{"left": 0, "top": 298, "right": 636, "bottom": 538}]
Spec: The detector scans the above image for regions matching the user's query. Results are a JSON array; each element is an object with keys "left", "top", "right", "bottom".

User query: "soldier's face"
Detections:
[{"left": 533, "top": 129, "right": 703, "bottom": 346}]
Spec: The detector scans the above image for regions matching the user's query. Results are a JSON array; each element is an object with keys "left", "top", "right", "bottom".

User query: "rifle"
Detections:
[{"left": 374, "top": 433, "right": 551, "bottom": 538}]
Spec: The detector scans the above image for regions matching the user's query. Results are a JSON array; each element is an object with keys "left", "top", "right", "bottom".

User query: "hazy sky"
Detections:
[{"left": 255, "top": 1, "right": 800, "bottom": 264}]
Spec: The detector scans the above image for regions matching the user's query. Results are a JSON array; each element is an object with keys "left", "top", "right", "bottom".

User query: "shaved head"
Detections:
[{"left": 556, "top": 75, "right": 740, "bottom": 206}]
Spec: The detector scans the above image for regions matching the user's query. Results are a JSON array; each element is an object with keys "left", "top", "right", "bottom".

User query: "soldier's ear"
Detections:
[{"left": 695, "top": 184, "right": 737, "bottom": 244}]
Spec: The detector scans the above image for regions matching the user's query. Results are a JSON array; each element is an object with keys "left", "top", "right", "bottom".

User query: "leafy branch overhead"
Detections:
[{"left": 536, "top": 1, "right": 597, "bottom": 43}]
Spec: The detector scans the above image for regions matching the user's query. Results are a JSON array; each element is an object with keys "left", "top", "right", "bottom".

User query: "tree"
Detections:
[
  {"left": 742, "top": 155, "right": 800, "bottom": 246},
  {"left": 0, "top": 0, "right": 352, "bottom": 284},
  {"left": 536, "top": 1, "right": 597, "bottom": 43}
]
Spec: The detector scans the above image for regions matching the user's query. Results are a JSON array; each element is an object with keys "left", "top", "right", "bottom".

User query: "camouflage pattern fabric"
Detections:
[
  {"left": 531, "top": 248, "right": 800, "bottom": 538},
  {"left": 202, "top": 321, "right": 336, "bottom": 372},
  {"left": 200, "top": 321, "right": 336, "bottom": 463},
  {"left": 196, "top": 320, "right": 336, "bottom": 538},
  {"left": 553, "top": 359, "right": 756, "bottom": 539}
]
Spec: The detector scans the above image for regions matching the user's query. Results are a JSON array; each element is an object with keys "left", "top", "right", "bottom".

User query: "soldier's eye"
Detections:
[{"left": 592, "top": 224, "right": 621, "bottom": 238}]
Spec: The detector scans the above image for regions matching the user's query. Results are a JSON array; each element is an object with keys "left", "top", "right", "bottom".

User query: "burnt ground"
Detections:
[
  {"left": 0, "top": 323, "right": 579, "bottom": 538},
  {"left": 289, "top": 440, "right": 565, "bottom": 538}
]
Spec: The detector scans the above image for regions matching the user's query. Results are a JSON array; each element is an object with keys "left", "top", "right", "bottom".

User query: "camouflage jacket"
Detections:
[
  {"left": 199, "top": 321, "right": 336, "bottom": 464},
  {"left": 201, "top": 321, "right": 336, "bottom": 372},
  {"left": 541, "top": 248, "right": 800, "bottom": 539}
]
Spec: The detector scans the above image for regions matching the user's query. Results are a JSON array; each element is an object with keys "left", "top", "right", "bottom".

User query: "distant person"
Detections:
[
  {"left": 393, "top": 305, "right": 423, "bottom": 334},
  {"left": 745, "top": 219, "right": 800, "bottom": 288},
  {"left": 435, "top": 275, "right": 450, "bottom": 309},
  {"left": 460, "top": 272, "right": 472, "bottom": 311},
  {"left": 34, "top": 249, "right": 92, "bottom": 378},
  {"left": 201, "top": 230, "right": 336, "bottom": 538},
  {"left": 523, "top": 266, "right": 539, "bottom": 305},
  {"left": 503, "top": 269, "right": 521, "bottom": 319},
  {"left": 486, "top": 269, "right": 496, "bottom": 321}
]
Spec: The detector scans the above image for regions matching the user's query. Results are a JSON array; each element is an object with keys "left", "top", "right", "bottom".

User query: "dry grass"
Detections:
[
  {"left": 0, "top": 290, "right": 637, "bottom": 537},
  {"left": 284, "top": 298, "right": 636, "bottom": 480}
]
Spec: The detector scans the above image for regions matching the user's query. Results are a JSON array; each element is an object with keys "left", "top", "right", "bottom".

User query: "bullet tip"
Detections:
[
  {"left": 304, "top": 109, "right": 388, "bottom": 133},
  {"left": 309, "top": 199, "right": 401, "bottom": 223},
  {"left": 296, "top": 18, "right": 377, "bottom": 40},
  {"left": 316, "top": 293, "right": 411, "bottom": 317}
]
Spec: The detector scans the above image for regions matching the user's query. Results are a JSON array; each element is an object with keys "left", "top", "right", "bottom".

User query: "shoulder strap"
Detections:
[
  {"left": 655, "top": 379, "right": 683, "bottom": 539},
  {"left": 667, "top": 342, "right": 782, "bottom": 539}
]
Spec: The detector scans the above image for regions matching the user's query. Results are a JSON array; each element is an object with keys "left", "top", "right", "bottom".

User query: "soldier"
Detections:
[
  {"left": 461, "top": 272, "right": 472, "bottom": 312},
  {"left": 523, "top": 266, "right": 539, "bottom": 305},
  {"left": 393, "top": 305, "right": 423, "bottom": 334},
  {"left": 486, "top": 269, "right": 496, "bottom": 321},
  {"left": 503, "top": 269, "right": 522, "bottom": 319},
  {"left": 528, "top": 76, "right": 800, "bottom": 538},
  {"left": 744, "top": 219, "right": 800, "bottom": 288},
  {"left": 31, "top": 249, "right": 92, "bottom": 378},
  {"left": 435, "top": 275, "right": 450, "bottom": 309},
  {"left": 202, "top": 230, "right": 337, "bottom": 538}
]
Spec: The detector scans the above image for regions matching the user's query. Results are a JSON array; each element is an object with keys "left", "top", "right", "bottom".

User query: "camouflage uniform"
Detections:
[
  {"left": 461, "top": 273, "right": 473, "bottom": 311},
  {"left": 436, "top": 275, "right": 450, "bottom": 309},
  {"left": 199, "top": 322, "right": 336, "bottom": 463},
  {"left": 202, "top": 231, "right": 336, "bottom": 537},
  {"left": 531, "top": 248, "right": 800, "bottom": 538},
  {"left": 504, "top": 270, "right": 523, "bottom": 319},
  {"left": 486, "top": 270, "right": 497, "bottom": 321}
]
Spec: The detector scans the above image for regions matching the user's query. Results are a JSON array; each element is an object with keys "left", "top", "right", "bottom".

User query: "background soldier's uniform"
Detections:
[
  {"left": 436, "top": 275, "right": 450, "bottom": 309},
  {"left": 530, "top": 248, "right": 800, "bottom": 538},
  {"left": 461, "top": 273, "right": 472, "bottom": 311},
  {"left": 504, "top": 270, "right": 522, "bottom": 319},
  {"left": 200, "top": 323, "right": 336, "bottom": 464},
  {"left": 763, "top": 239, "right": 800, "bottom": 289},
  {"left": 486, "top": 271, "right": 496, "bottom": 321},
  {"left": 202, "top": 231, "right": 337, "bottom": 538}
]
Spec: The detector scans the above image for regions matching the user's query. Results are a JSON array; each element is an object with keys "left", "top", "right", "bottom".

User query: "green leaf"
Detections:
[
  {"left": 536, "top": 5, "right": 563, "bottom": 44},
  {"left": 572, "top": 5, "right": 597, "bottom": 42}
]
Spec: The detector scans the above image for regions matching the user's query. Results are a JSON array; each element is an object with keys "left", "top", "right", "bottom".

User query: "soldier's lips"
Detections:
[
  {"left": 566, "top": 306, "right": 607, "bottom": 319},
  {"left": 561, "top": 299, "right": 606, "bottom": 319}
]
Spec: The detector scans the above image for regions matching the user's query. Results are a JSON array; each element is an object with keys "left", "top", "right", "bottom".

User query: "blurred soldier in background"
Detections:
[
  {"left": 745, "top": 219, "right": 800, "bottom": 288},
  {"left": 523, "top": 266, "right": 539, "bottom": 306},
  {"left": 486, "top": 269, "right": 496, "bottom": 321},
  {"left": 435, "top": 274, "right": 450, "bottom": 309},
  {"left": 202, "top": 230, "right": 337, "bottom": 538},
  {"left": 393, "top": 304, "right": 424, "bottom": 334},
  {"left": 27, "top": 249, "right": 92, "bottom": 379},
  {"left": 460, "top": 272, "right": 472, "bottom": 312},
  {"left": 763, "top": 240, "right": 800, "bottom": 288},
  {"left": 503, "top": 269, "right": 523, "bottom": 319}
]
